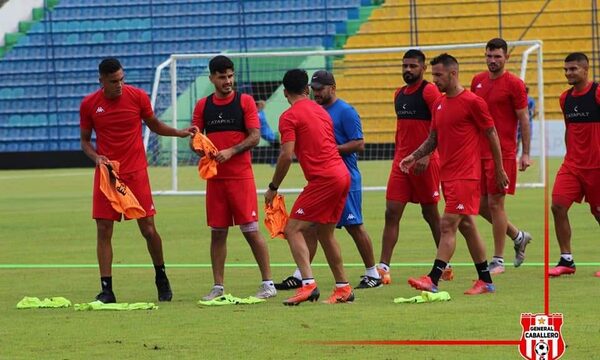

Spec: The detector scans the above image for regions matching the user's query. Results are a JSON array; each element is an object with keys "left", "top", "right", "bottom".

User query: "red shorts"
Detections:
[
  {"left": 386, "top": 157, "right": 440, "bottom": 204},
  {"left": 552, "top": 164, "right": 600, "bottom": 216},
  {"left": 93, "top": 167, "right": 155, "bottom": 221},
  {"left": 290, "top": 174, "right": 350, "bottom": 224},
  {"left": 480, "top": 158, "right": 517, "bottom": 196},
  {"left": 441, "top": 180, "right": 480, "bottom": 215},
  {"left": 206, "top": 178, "right": 259, "bottom": 227}
]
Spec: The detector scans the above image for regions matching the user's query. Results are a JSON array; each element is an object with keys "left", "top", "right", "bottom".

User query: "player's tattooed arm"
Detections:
[{"left": 412, "top": 130, "right": 437, "bottom": 160}]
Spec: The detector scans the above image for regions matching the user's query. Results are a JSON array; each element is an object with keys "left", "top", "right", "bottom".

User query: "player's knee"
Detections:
[
  {"left": 551, "top": 203, "right": 567, "bottom": 217},
  {"left": 385, "top": 207, "right": 401, "bottom": 222},
  {"left": 140, "top": 225, "right": 157, "bottom": 240}
]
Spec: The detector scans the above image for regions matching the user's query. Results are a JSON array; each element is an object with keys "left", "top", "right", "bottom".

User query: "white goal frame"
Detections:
[{"left": 145, "top": 41, "right": 545, "bottom": 195}]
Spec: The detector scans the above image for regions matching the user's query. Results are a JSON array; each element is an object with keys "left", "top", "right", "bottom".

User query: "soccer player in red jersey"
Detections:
[
  {"left": 264, "top": 69, "right": 354, "bottom": 305},
  {"left": 471, "top": 38, "right": 533, "bottom": 274},
  {"left": 191, "top": 55, "right": 275, "bottom": 300},
  {"left": 549, "top": 52, "right": 600, "bottom": 277},
  {"left": 377, "top": 49, "right": 447, "bottom": 285},
  {"left": 401, "top": 54, "right": 508, "bottom": 295},
  {"left": 80, "top": 58, "right": 193, "bottom": 303}
]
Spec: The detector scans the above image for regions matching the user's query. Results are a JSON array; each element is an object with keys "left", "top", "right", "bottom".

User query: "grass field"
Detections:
[{"left": 0, "top": 158, "right": 597, "bottom": 359}]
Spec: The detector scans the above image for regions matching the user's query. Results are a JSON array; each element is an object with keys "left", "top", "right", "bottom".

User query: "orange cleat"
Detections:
[
  {"left": 548, "top": 265, "right": 576, "bottom": 277},
  {"left": 377, "top": 267, "right": 392, "bottom": 285},
  {"left": 282, "top": 282, "right": 320, "bottom": 306},
  {"left": 595, "top": 270, "right": 600, "bottom": 278},
  {"left": 323, "top": 284, "right": 355, "bottom": 304},
  {"left": 407, "top": 275, "right": 438, "bottom": 293},
  {"left": 441, "top": 266, "right": 454, "bottom": 281},
  {"left": 464, "top": 280, "right": 495, "bottom": 295}
]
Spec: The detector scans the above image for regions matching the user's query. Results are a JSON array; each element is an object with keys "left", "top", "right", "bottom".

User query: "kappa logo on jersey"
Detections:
[
  {"left": 251, "top": 210, "right": 257, "bottom": 217},
  {"left": 217, "top": 112, "right": 223, "bottom": 119},
  {"left": 295, "top": 208, "right": 305, "bottom": 215},
  {"left": 476, "top": 83, "right": 483, "bottom": 89},
  {"left": 96, "top": 107, "right": 105, "bottom": 113},
  {"left": 519, "top": 313, "right": 565, "bottom": 360},
  {"left": 456, "top": 204, "right": 465, "bottom": 211},
  {"left": 150, "top": 204, "right": 155, "bottom": 211},
  {"left": 433, "top": 191, "right": 440, "bottom": 198},
  {"left": 437, "top": 104, "right": 442, "bottom": 110},
  {"left": 347, "top": 213, "right": 356, "bottom": 221}
]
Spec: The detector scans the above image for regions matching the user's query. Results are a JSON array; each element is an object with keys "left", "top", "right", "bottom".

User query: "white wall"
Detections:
[{"left": 0, "top": 0, "right": 44, "bottom": 46}]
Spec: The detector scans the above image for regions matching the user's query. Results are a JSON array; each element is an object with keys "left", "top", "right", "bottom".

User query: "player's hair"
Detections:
[
  {"left": 283, "top": 69, "right": 308, "bottom": 95},
  {"left": 403, "top": 49, "right": 426, "bottom": 64},
  {"left": 99, "top": 58, "right": 122, "bottom": 75},
  {"left": 486, "top": 38, "right": 508, "bottom": 54},
  {"left": 565, "top": 52, "right": 589, "bottom": 64},
  {"left": 209, "top": 55, "right": 234, "bottom": 74},
  {"left": 430, "top": 53, "right": 459, "bottom": 69}
]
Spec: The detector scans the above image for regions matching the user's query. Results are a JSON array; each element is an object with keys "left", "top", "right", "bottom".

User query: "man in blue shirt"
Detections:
[
  {"left": 256, "top": 100, "right": 279, "bottom": 165},
  {"left": 274, "top": 70, "right": 382, "bottom": 290}
]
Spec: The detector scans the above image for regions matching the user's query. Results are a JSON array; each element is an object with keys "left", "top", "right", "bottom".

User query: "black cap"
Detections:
[{"left": 310, "top": 70, "right": 335, "bottom": 89}]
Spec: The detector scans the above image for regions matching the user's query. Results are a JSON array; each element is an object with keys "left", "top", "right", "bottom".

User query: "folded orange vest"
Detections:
[
  {"left": 264, "top": 194, "right": 288, "bottom": 239},
  {"left": 191, "top": 130, "right": 218, "bottom": 180},
  {"left": 99, "top": 161, "right": 146, "bottom": 219}
]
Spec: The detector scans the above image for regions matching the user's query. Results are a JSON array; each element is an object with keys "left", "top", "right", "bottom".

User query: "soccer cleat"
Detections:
[
  {"left": 323, "top": 285, "right": 355, "bottom": 304},
  {"left": 274, "top": 276, "right": 302, "bottom": 290},
  {"left": 255, "top": 283, "right": 277, "bottom": 299},
  {"left": 548, "top": 265, "right": 576, "bottom": 277},
  {"left": 355, "top": 275, "right": 383, "bottom": 289},
  {"left": 377, "top": 267, "right": 392, "bottom": 285},
  {"left": 514, "top": 231, "right": 532, "bottom": 267},
  {"left": 95, "top": 290, "right": 116, "bottom": 304},
  {"left": 489, "top": 259, "right": 505, "bottom": 275},
  {"left": 156, "top": 277, "right": 173, "bottom": 302},
  {"left": 595, "top": 270, "right": 600, "bottom": 278},
  {"left": 441, "top": 266, "right": 454, "bottom": 281},
  {"left": 201, "top": 286, "right": 224, "bottom": 301},
  {"left": 464, "top": 280, "right": 496, "bottom": 295},
  {"left": 407, "top": 275, "right": 438, "bottom": 293},
  {"left": 283, "top": 283, "right": 320, "bottom": 306}
]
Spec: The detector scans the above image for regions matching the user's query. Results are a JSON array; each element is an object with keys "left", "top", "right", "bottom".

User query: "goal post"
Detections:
[{"left": 145, "top": 41, "right": 545, "bottom": 195}]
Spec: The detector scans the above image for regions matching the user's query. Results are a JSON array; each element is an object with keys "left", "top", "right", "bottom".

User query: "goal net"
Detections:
[{"left": 145, "top": 41, "right": 545, "bottom": 195}]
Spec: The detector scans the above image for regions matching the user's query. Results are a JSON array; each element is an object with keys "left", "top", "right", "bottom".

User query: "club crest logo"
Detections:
[{"left": 519, "top": 313, "right": 565, "bottom": 360}]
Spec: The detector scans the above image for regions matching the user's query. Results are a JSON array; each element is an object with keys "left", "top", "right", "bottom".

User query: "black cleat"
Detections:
[
  {"left": 355, "top": 275, "right": 383, "bottom": 289},
  {"left": 156, "top": 277, "right": 173, "bottom": 302},
  {"left": 274, "top": 276, "right": 302, "bottom": 290},
  {"left": 95, "top": 290, "right": 116, "bottom": 303}
]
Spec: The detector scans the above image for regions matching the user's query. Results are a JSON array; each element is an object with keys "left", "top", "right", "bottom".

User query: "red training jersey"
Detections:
[
  {"left": 80, "top": 84, "right": 153, "bottom": 173},
  {"left": 393, "top": 80, "right": 441, "bottom": 161},
  {"left": 431, "top": 90, "right": 495, "bottom": 181},
  {"left": 559, "top": 82, "right": 600, "bottom": 169},
  {"left": 471, "top": 71, "right": 527, "bottom": 159},
  {"left": 279, "top": 98, "right": 348, "bottom": 181},
  {"left": 192, "top": 92, "right": 259, "bottom": 180}
]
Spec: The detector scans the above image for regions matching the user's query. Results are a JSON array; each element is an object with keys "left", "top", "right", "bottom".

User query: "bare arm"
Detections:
[
  {"left": 264, "top": 141, "right": 294, "bottom": 206},
  {"left": 338, "top": 139, "right": 364, "bottom": 155},
  {"left": 214, "top": 127, "right": 260, "bottom": 163},
  {"left": 143, "top": 115, "right": 193, "bottom": 138},
  {"left": 516, "top": 107, "right": 531, "bottom": 171},
  {"left": 80, "top": 128, "right": 108, "bottom": 166},
  {"left": 399, "top": 130, "right": 437, "bottom": 173},
  {"left": 485, "top": 126, "right": 509, "bottom": 189}
]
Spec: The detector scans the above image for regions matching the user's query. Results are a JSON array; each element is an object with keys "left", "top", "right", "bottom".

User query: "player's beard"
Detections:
[{"left": 403, "top": 72, "right": 419, "bottom": 85}]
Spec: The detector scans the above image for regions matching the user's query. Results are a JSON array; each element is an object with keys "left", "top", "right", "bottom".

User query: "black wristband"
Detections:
[{"left": 268, "top": 182, "right": 278, "bottom": 191}]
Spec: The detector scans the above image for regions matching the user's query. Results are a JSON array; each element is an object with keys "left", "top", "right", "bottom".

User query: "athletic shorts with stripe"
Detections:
[
  {"left": 386, "top": 157, "right": 440, "bottom": 204},
  {"left": 206, "top": 178, "right": 259, "bottom": 227},
  {"left": 442, "top": 179, "right": 480, "bottom": 215},
  {"left": 290, "top": 174, "right": 350, "bottom": 224},
  {"left": 480, "top": 158, "right": 517, "bottom": 196},
  {"left": 552, "top": 164, "right": 600, "bottom": 216}
]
